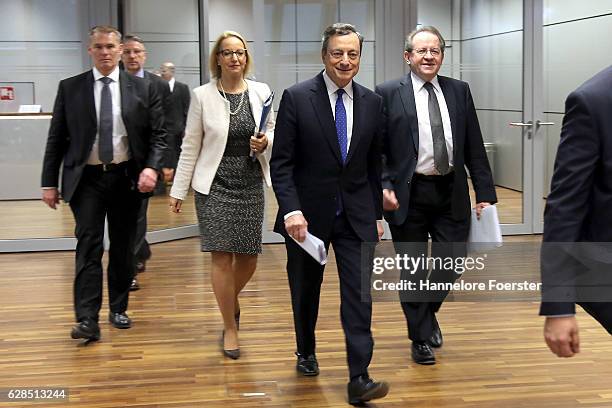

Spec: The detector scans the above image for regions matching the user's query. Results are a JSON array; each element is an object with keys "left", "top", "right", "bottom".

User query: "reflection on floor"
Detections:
[
  {"left": 1, "top": 185, "right": 532, "bottom": 240},
  {"left": 1, "top": 236, "right": 611, "bottom": 407}
]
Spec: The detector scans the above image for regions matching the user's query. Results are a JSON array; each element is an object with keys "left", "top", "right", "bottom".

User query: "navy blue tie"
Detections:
[
  {"left": 335, "top": 88, "right": 348, "bottom": 163},
  {"left": 98, "top": 76, "right": 114, "bottom": 164},
  {"left": 335, "top": 88, "right": 347, "bottom": 215}
]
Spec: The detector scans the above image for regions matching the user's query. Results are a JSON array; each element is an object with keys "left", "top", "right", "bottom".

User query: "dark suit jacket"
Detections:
[
  {"left": 270, "top": 72, "right": 383, "bottom": 243},
  {"left": 165, "top": 81, "right": 190, "bottom": 135},
  {"left": 375, "top": 74, "right": 497, "bottom": 225},
  {"left": 163, "top": 80, "right": 191, "bottom": 168},
  {"left": 41, "top": 69, "right": 167, "bottom": 202},
  {"left": 540, "top": 65, "right": 612, "bottom": 316}
]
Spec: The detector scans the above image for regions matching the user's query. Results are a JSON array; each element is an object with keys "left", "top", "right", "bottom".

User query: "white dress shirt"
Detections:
[
  {"left": 87, "top": 66, "right": 130, "bottom": 164},
  {"left": 411, "top": 71, "right": 454, "bottom": 175},
  {"left": 284, "top": 71, "right": 355, "bottom": 221},
  {"left": 168, "top": 77, "right": 175, "bottom": 92}
]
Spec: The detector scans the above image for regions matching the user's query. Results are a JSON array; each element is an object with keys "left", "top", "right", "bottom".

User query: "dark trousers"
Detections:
[
  {"left": 389, "top": 174, "right": 469, "bottom": 342},
  {"left": 580, "top": 302, "right": 612, "bottom": 335},
  {"left": 285, "top": 213, "right": 374, "bottom": 379},
  {"left": 134, "top": 197, "right": 151, "bottom": 263},
  {"left": 69, "top": 165, "right": 141, "bottom": 322}
]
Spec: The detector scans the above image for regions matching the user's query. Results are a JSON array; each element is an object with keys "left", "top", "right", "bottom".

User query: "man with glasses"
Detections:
[
  {"left": 271, "top": 23, "right": 388, "bottom": 405},
  {"left": 121, "top": 35, "right": 171, "bottom": 290},
  {"left": 375, "top": 26, "right": 496, "bottom": 365}
]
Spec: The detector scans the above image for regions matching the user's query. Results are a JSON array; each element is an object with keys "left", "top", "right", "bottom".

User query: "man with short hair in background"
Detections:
[
  {"left": 159, "top": 61, "right": 190, "bottom": 183},
  {"left": 121, "top": 35, "right": 171, "bottom": 289}
]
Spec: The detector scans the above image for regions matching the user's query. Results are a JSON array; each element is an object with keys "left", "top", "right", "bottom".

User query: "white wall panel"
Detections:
[
  {"left": 461, "top": 31, "right": 522, "bottom": 111},
  {"left": 461, "top": 0, "right": 522, "bottom": 39},
  {"left": 544, "top": 0, "right": 612, "bottom": 25}
]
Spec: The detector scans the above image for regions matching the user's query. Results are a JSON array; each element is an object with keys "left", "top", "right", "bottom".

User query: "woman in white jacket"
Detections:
[{"left": 169, "top": 31, "right": 274, "bottom": 359}]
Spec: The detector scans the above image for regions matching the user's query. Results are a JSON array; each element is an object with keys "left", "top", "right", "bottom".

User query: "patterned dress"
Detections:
[{"left": 194, "top": 90, "right": 264, "bottom": 254}]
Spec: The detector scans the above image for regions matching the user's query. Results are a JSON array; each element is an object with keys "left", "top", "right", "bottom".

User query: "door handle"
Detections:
[
  {"left": 509, "top": 121, "right": 533, "bottom": 139},
  {"left": 536, "top": 120, "right": 555, "bottom": 128}
]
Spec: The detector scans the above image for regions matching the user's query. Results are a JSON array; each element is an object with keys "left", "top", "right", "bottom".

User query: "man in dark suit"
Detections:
[
  {"left": 375, "top": 26, "right": 497, "bottom": 365},
  {"left": 159, "top": 61, "right": 190, "bottom": 182},
  {"left": 122, "top": 35, "right": 171, "bottom": 288},
  {"left": 41, "top": 25, "right": 166, "bottom": 342},
  {"left": 540, "top": 66, "right": 612, "bottom": 358},
  {"left": 271, "top": 23, "right": 388, "bottom": 405}
]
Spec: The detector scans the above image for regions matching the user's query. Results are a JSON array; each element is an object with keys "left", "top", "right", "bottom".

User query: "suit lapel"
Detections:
[
  {"left": 345, "top": 82, "right": 364, "bottom": 164},
  {"left": 398, "top": 74, "right": 419, "bottom": 152},
  {"left": 310, "top": 73, "right": 342, "bottom": 164},
  {"left": 119, "top": 70, "right": 132, "bottom": 131},
  {"left": 438, "top": 76, "right": 458, "bottom": 160},
  {"left": 83, "top": 70, "right": 97, "bottom": 129}
]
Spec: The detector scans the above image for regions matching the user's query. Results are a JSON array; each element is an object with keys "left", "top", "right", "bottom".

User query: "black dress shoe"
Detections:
[
  {"left": 71, "top": 318, "right": 100, "bottom": 341},
  {"left": 130, "top": 277, "right": 140, "bottom": 291},
  {"left": 347, "top": 375, "right": 389, "bottom": 405},
  {"left": 412, "top": 341, "right": 436, "bottom": 365},
  {"left": 221, "top": 330, "right": 240, "bottom": 359},
  {"left": 109, "top": 312, "right": 132, "bottom": 329},
  {"left": 427, "top": 318, "right": 443, "bottom": 348},
  {"left": 296, "top": 353, "right": 319, "bottom": 376}
]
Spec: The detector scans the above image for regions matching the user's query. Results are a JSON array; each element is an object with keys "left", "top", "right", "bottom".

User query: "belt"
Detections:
[
  {"left": 86, "top": 161, "right": 130, "bottom": 172},
  {"left": 413, "top": 171, "right": 455, "bottom": 181}
]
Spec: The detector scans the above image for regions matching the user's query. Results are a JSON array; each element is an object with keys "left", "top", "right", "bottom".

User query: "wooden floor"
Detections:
[
  {"left": 1, "top": 236, "right": 611, "bottom": 407},
  {"left": 0, "top": 185, "right": 531, "bottom": 240}
]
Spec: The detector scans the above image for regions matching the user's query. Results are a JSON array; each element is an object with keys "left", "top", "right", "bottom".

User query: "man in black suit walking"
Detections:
[
  {"left": 541, "top": 66, "right": 612, "bottom": 357},
  {"left": 121, "top": 35, "right": 171, "bottom": 288},
  {"left": 41, "top": 25, "right": 166, "bottom": 342},
  {"left": 375, "top": 26, "right": 497, "bottom": 365},
  {"left": 271, "top": 23, "right": 388, "bottom": 405},
  {"left": 159, "top": 61, "right": 190, "bottom": 183}
]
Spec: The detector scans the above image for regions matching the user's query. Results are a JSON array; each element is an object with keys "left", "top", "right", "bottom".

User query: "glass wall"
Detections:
[
  {"left": 541, "top": 0, "right": 612, "bottom": 196},
  {"left": 418, "top": 0, "right": 524, "bottom": 226},
  {"left": 123, "top": 0, "right": 201, "bottom": 232}
]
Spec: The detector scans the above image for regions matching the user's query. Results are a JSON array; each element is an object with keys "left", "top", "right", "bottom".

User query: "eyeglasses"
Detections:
[
  {"left": 412, "top": 48, "right": 442, "bottom": 57},
  {"left": 328, "top": 50, "right": 360, "bottom": 61},
  {"left": 218, "top": 49, "right": 247, "bottom": 59},
  {"left": 123, "top": 49, "right": 145, "bottom": 55}
]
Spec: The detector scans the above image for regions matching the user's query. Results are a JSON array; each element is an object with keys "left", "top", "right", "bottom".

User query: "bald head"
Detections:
[{"left": 160, "top": 62, "right": 175, "bottom": 81}]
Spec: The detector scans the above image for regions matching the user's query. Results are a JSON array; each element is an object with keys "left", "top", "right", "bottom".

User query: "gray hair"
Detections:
[
  {"left": 405, "top": 25, "right": 446, "bottom": 53},
  {"left": 89, "top": 25, "right": 122, "bottom": 42},
  {"left": 321, "top": 23, "right": 364, "bottom": 54}
]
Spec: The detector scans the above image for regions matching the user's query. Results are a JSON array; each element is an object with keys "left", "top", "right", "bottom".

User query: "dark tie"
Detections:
[
  {"left": 98, "top": 76, "right": 114, "bottom": 164},
  {"left": 335, "top": 88, "right": 348, "bottom": 163},
  {"left": 335, "top": 88, "right": 347, "bottom": 215},
  {"left": 424, "top": 82, "right": 449, "bottom": 175}
]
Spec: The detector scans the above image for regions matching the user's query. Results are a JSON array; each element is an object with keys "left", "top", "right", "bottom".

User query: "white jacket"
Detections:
[{"left": 170, "top": 78, "right": 275, "bottom": 200}]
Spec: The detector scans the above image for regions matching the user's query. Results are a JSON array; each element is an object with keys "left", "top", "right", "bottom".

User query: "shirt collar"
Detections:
[
  {"left": 169, "top": 77, "right": 175, "bottom": 87},
  {"left": 323, "top": 70, "right": 353, "bottom": 100},
  {"left": 93, "top": 65, "right": 120, "bottom": 82},
  {"left": 135, "top": 68, "right": 145, "bottom": 78},
  {"left": 410, "top": 71, "right": 441, "bottom": 94}
]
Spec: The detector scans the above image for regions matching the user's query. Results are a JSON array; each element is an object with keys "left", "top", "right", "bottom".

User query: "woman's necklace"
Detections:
[{"left": 219, "top": 79, "right": 247, "bottom": 115}]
